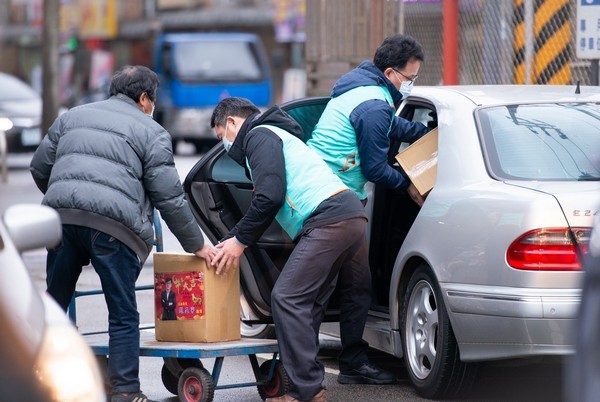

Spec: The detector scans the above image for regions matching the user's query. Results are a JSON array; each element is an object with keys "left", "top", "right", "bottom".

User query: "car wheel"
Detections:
[
  {"left": 240, "top": 321, "right": 275, "bottom": 339},
  {"left": 240, "top": 295, "right": 275, "bottom": 339},
  {"left": 401, "top": 265, "right": 477, "bottom": 399}
]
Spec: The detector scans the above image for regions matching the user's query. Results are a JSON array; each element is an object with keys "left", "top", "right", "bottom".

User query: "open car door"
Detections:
[{"left": 183, "top": 97, "right": 334, "bottom": 336}]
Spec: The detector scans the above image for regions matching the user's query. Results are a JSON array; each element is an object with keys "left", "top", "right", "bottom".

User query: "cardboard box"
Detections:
[
  {"left": 154, "top": 252, "right": 240, "bottom": 343},
  {"left": 395, "top": 128, "right": 438, "bottom": 196}
]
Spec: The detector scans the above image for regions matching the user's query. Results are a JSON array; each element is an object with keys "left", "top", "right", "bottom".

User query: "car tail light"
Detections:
[{"left": 507, "top": 228, "right": 590, "bottom": 271}]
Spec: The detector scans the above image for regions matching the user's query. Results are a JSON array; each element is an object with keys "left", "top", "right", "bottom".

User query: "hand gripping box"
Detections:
[
  {"left": 395, "top": 127, "right": 438, "bottom": 196},
  {"left": 154, "top": 252, "right": 240, "bottom": 343}
]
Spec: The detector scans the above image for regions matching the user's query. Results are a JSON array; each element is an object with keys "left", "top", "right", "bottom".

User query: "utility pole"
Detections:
[
  {"left": 42, "top": 0, "right": 60, "bottom": 133},
  {"left": 442, "top": 0, "right": 459, "bottom": 85}
]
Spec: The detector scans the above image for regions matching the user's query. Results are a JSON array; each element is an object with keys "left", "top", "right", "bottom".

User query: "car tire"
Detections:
[
  {"left": 241, "top": 321, "right": 275, "bottom": 339},
  {"left": 400, "top": 265, "right": 478, "bottom": 399}
]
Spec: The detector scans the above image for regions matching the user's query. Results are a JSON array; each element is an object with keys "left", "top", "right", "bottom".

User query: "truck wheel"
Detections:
[{"left": 400, "top": 265, "right": 478, "bottom": 399}]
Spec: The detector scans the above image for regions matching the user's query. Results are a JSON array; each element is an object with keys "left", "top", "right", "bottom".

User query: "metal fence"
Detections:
[
  {"left": 306, "top": 0, "right": 593, "bottom": 95},
  {"left": 405, "top": 0, "right": 591, "bottom": 86}
]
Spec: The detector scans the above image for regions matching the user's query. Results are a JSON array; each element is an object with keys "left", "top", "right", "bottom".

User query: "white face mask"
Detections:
[
  {"left": 392, "top": 69, "right": 414, "bottom": 100},
  {"left": 146, "top": 101, "right": 155, "bottom": 118},
  {"left": 222, "top": 121, "right": 233, "bottom": 153},
  {"left": 399, "top": 80, "right": 414, "bottom": 99}
]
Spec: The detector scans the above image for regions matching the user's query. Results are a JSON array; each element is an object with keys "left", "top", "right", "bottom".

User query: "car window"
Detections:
[
  {"left": 174, "top": 41, "right": 263, "bottom": 82},
  {"left": 0, "top": 74, "right": 39, "bottom": 101},
  {"left": 478, "top": 103, "right": 600, "bottom": 181},
  {"left": 410, "top": 106, "right": 437, "bottom": 128},
  {"left": 284, "top": 98, "right": 329, "bottom": 142},
  {"left": 212, "top": 152, "right": 252, "bottom": 184}
]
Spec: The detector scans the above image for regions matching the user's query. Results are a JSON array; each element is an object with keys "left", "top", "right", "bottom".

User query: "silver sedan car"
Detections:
[{"left": 184, "top": 85, "right": 599, "bottom": 399}]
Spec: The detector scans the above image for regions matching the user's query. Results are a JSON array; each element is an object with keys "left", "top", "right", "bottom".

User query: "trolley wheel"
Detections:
[
  {"left": 161, "top": 364, "right": 180, "bottom": 395},
  {"left": 163, "top": 358, "right": 205, "bottom": 395},
  {"left": 257, "top": 360, "right": 289, "bottom": 400},
  {"left": 163, "top": 357, "right": 204, "bottom": 376},
  {"left": 178, "top": 366, "right": 215, "bottom": 402}
]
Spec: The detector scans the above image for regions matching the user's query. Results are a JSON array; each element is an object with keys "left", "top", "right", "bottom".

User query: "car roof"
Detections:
[{"left": 412, "top": 85, "right": 600, "bottom": 107}]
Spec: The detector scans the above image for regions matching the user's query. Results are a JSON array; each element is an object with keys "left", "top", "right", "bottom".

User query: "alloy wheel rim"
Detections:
[{"left": 405, "top": 279, "right": 439, "bottom": 380}]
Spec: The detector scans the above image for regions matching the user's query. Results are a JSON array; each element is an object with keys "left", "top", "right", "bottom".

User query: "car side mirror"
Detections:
[{"left": 3, "top": 204, "right": 62, "bottom": 253}]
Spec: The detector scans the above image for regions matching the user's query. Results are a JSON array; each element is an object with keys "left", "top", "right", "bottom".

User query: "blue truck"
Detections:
[{"left": 154, "top": 32, "right": 272, "bottom": 153}]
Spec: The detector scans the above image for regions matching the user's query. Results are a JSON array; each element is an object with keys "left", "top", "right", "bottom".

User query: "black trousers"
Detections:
[{"left": 271, "top": 217, "right": 370, "bottom": 400}]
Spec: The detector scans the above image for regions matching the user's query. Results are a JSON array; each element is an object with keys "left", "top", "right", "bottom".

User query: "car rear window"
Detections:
[{"left": 478, "top": 103, "right": 600, "bottom": 181}]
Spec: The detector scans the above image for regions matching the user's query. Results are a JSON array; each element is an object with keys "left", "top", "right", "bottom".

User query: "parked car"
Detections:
[
  {"left": 183, "top": 85, "right": 600, "bottom": 399},
  {"left": 0, "top": 204, "right": 105, "bottom": 402},
  {"left": 0, "top": 73, "right": 43, "bottom": 153}
]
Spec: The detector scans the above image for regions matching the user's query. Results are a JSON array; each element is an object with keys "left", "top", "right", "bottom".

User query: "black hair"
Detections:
[
  {"left": 373, "top": 34, "right": 425, "bottom": 72},
  {"left": 210, "top": 97, "right": 260, "bottom": 128},
  {"left": 165, "top": 277, "right": 172, "bottom": 283},
  {"left": 109, "top": 65, "right": 159, "bottom": 103}
]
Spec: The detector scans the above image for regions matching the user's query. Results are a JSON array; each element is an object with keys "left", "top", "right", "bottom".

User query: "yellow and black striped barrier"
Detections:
[{"left": 513, "top": 0, "right": 571, "bottom": 84}]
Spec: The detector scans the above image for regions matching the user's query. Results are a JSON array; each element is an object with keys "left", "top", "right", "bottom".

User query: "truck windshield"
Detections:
[{"left": 173, "top": 41, "right": 263, "bottom": 82}]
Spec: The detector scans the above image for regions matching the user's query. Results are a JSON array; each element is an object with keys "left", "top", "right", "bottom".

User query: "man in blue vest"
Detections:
[
  {"left": 306, "top": 34, "right": 430, "bottom": 385},
  {"left": 209, "top": 97, "right": 369, "bottom": 402}
]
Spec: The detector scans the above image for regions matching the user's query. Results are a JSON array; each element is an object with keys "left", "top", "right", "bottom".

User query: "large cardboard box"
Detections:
[
  {"left": 395, "top": 128, "right": 438, "bottom": 196},
  {"left": 154, "top": 252, "right": 240, "bottom": 343}
]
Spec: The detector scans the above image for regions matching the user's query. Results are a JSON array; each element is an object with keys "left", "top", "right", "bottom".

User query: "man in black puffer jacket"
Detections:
[{"left": 30, "top": 65, "right": 213, "bottom": 402}]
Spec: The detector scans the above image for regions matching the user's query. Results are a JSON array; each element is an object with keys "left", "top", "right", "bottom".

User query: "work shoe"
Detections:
[
  {"left": 266, "top": 388, "right": 327, "bottom": 402},
  {"left": 110, "top": 391, "right": 156, "bottom": 402},
  {"left": 337, "top": 362, "right": 397, "bottom": 385}
]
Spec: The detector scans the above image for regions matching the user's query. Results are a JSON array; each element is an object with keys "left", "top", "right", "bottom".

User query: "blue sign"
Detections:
[{"left": 578, "top": 0, "right": 600, "bottom": 57}]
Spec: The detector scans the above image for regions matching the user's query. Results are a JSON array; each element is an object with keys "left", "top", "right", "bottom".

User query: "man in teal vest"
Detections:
[
  {"left": 307, "top": 34, "right": 430, "bottom": 385},
  {"left": 308, "top": 34, "right": 429, "bottom": 203},
  {"left": 209, "top": 97, "right": 369, "bottom": 402}
]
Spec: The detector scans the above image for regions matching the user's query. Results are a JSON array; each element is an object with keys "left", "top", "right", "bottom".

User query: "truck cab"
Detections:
[{"left": 154, "top": 32, "right": 272, "bottom": 153}]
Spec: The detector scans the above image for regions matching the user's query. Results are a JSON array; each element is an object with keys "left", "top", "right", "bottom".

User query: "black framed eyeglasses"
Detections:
[{"left": 393, "top": 68, "right": 418, "bottom": 85}]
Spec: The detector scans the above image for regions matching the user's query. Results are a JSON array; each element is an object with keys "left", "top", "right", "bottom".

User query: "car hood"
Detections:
[{"left": 505, "top": 180, "right": 600, "bottom": 227}]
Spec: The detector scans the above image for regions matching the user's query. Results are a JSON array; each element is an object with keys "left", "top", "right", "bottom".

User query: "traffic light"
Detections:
[{"left": 66, "top": 37, "right": 78, "bottom": 52}]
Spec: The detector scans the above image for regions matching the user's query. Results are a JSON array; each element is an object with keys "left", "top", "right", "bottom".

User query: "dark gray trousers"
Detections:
[{"left": 271, "top": 217, "right": 370, "bottom": 400}]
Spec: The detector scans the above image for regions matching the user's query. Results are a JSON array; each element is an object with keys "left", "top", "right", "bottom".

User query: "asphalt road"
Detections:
[{"left": 0, "top": 150, "right": 565, "bottom": 402}]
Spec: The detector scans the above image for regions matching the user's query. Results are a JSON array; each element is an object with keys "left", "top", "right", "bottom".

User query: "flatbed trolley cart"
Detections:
[
  {"left": 84, "top": 332, "right": 288, "bottom": 402},
  {"left": 67, "top": 211, "right": 289, "bottom": 401}
]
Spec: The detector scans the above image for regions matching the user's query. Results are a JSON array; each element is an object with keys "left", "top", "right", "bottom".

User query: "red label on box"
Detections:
[{"left": 154, "top": 271, "right": 205, "bottom": 321}]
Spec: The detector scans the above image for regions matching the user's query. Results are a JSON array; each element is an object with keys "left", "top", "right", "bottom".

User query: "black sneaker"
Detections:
[
  {"left": 110, "top": 392, "right": 156, "bottom": 402},
  {"left": 338, "top": 362, "right": 397, "bottom": 385}
]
